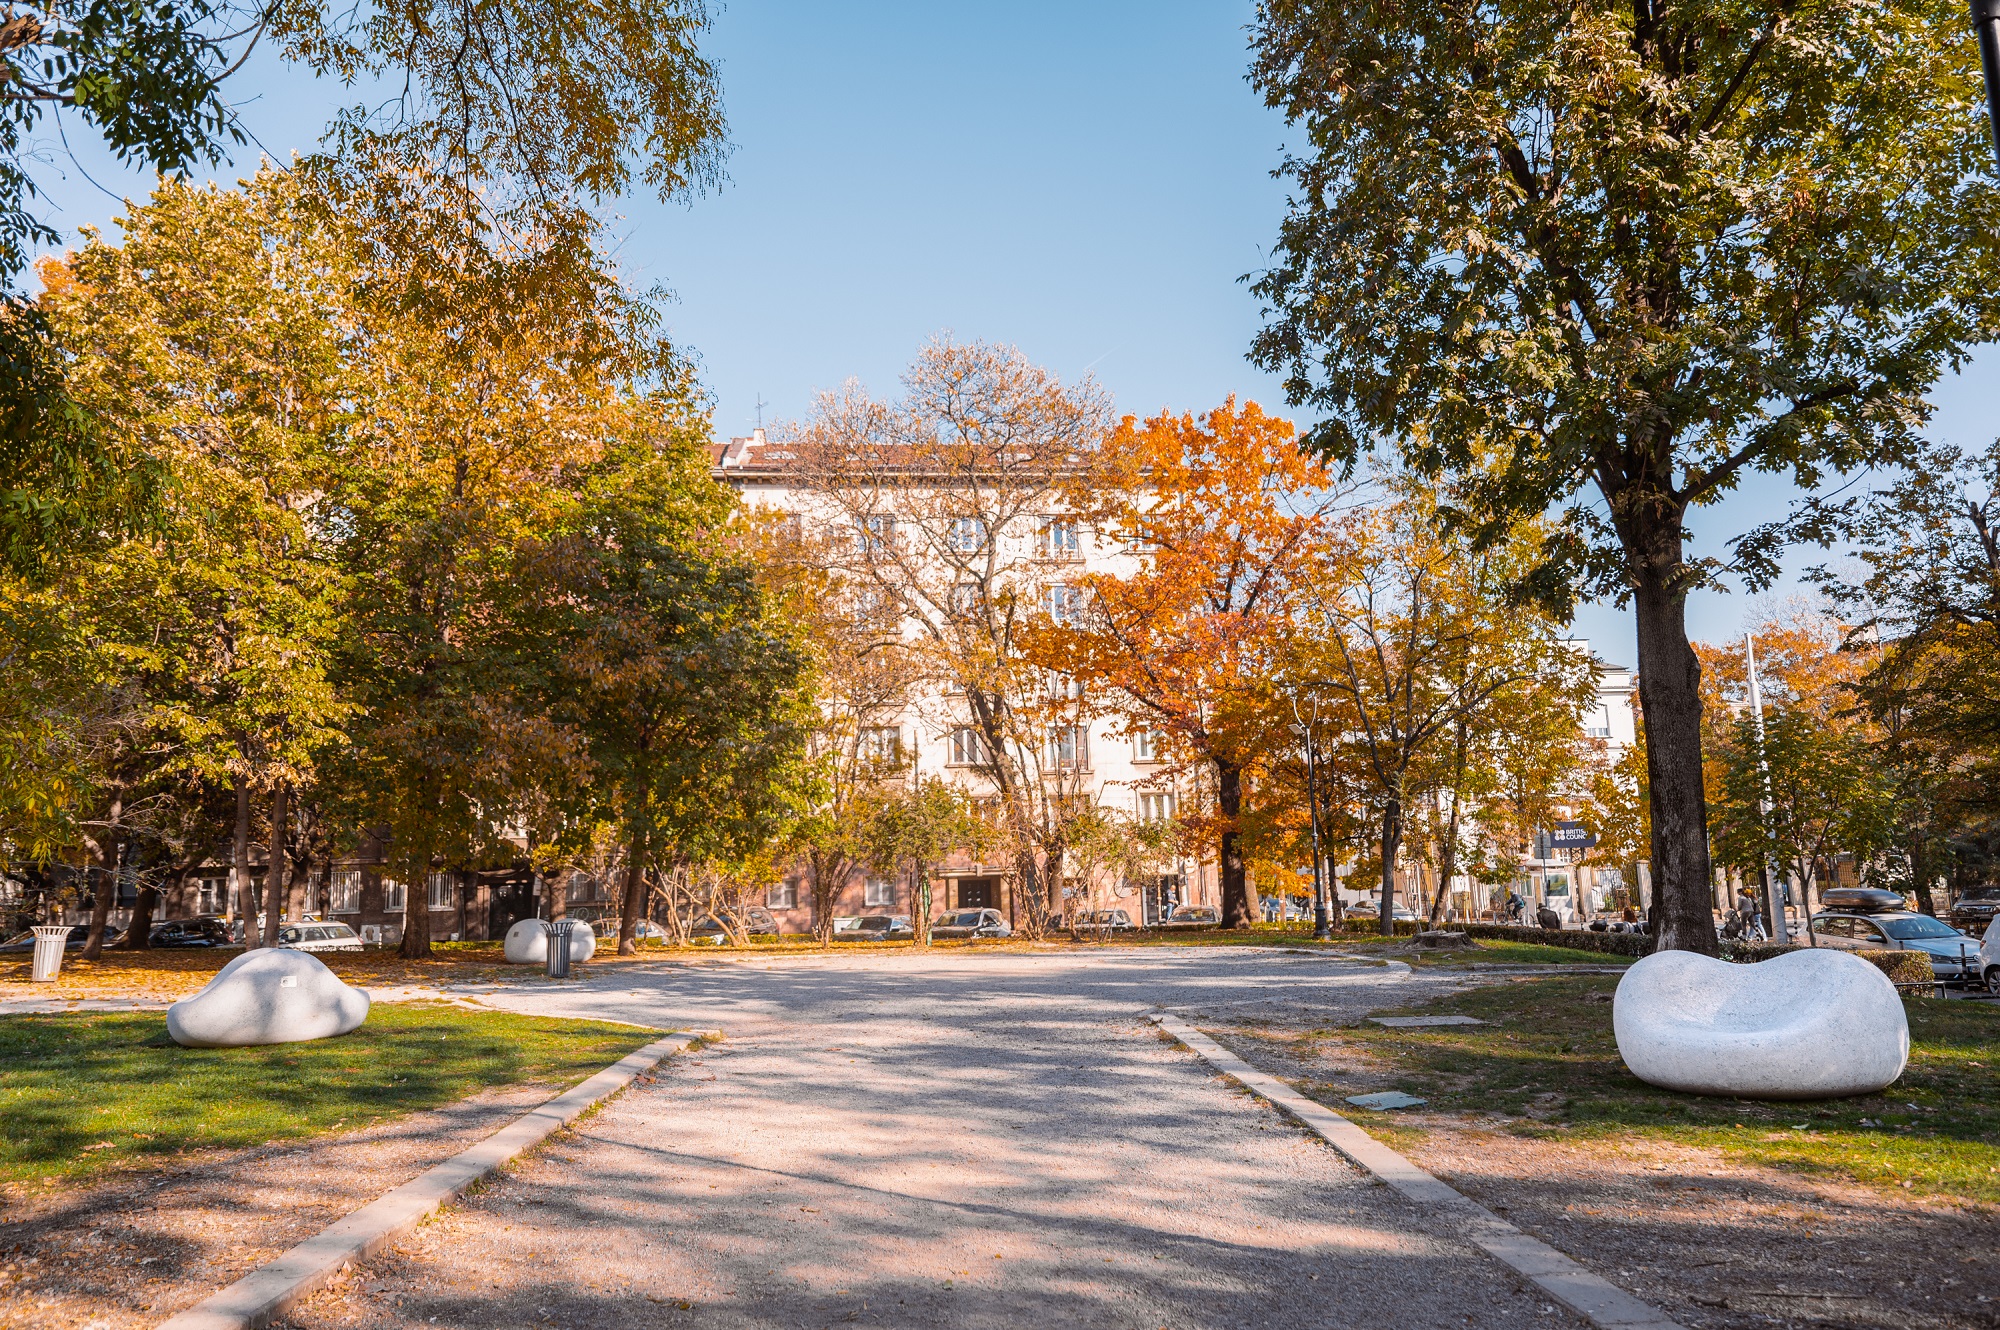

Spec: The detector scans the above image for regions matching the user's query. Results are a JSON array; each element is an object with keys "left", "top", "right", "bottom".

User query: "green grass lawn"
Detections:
[
  {"left": 0, "top": 1002, "right": 656, "bottom": 1190},
  {"left": 1309, "top": 975, "right": 2000, "bottom": 1204}
]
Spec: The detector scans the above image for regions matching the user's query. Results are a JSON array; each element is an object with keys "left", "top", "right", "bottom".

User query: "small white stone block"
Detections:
[
  {"left": 1613, "top": 947, "right": 1908, "bottom": 1100},
  {"left": 502, "top": 919, "right": 596, "bottom": 965},
  {"left": 166, "top": 948, "right": 370, "bottom": 1048}
]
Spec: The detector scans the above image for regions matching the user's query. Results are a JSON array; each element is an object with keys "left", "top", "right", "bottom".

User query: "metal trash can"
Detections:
[
  {"left": 30, "top": 926, "right": 75, "bottom": 982},
  {"left": 546, "top": 920, "right": 577, "bottom": 979}
]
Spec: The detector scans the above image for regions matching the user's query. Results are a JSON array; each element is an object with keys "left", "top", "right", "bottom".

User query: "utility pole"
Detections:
[
  {"left": 1976, "top": 0, "right": 2000, "bottom": 172},
  {"left": 1744, "top": 634, "right": 1790, "bottom": 943},
  {"left": 1293, "top": 691, "right": 1333, "bottom": 939}
]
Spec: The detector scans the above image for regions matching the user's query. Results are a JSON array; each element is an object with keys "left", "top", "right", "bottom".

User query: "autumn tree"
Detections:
[
  {"left": 785, "top": 339, "right": 1112, "bottom": 937},
  {"left": 1291, "top": 490, "right": 1592, "bottom": 935},
  {"left": 863, "top": 777, "right": 990, "bottom": 945},
  {"left": 1047, "top": 399, "right": 1342, "bottom": 929},
  {"left": 551, "top": 436, "right": 814, "bottom": 956},
  {"left": 1248, "top": 0, "right": 2000, "bottom": 953},
  {"left": 0, "top": 0, "right": 728, "bottom": 580}
]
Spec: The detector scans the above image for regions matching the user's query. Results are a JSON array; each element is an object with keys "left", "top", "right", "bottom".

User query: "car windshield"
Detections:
[
  {"left": 947, "top": 912, "right": 983, "bottom": 926},
  {"left": 1881, "top": 916, "right": 1963, "bottom": 940},
  {"left": 857, "top": 917, "right": 893, "bottom": 930},
  {"left": 1962, "top": 887, "right": 2000, "bottom": 901}
]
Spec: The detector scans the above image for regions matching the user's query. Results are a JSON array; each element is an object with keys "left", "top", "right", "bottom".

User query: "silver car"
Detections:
[
  {"left": 278, "top": 921, "right": 363, "bottom": 953},
  {"left": 1809, "top": 910, "right": 1980, "bottom": 982},
  {"left": 931, "top": 908, "right": 1012, "bottom": 939}
]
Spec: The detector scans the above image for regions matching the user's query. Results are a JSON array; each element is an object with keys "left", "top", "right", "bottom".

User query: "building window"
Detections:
[
  {"left": 1043, "top": 584, "right": 1083, "bottom": 626},
  {"left": 1139, "top": 791, "right": 1178, "bottom": 822},
  {"left": 329, "top": 870, "right": 363, "bottom": 914},
  {"left": 949, "top": 582, "right": 981, "bottom": 618},
  {"left": 1036, "top": 518, "right": 1080, "bottom": 560},
  {"left": 194, "top": 875, "right": 227, "bottom": 915},
  {"left": 1047, "top": 724, "right": 1088, "bottom": 770},
  {"left": 945, "top": 517, "right": 987, "bottom": 554},
  {"left": 855, "top": 514, "right": 894, "bottom": 553},
  {"left": 381, "top": 877, "right": 407, "bottom": 912},
  {"left": 852, "top": 588, "right": 887, "bottom": 628},
  {"left": 948, "top": 726, "right": 986, "bottom": 765},
  {"left": 864, "top": 876, "right": 895, "bottom": 908},
  {"left": 1132, "top": 729, "right": 1159, "bottom": 762},
  {"left": 768, "top": 881, "right": 797, "bottom": 909},
  {"left": 859, "top": 726, "right": 902, "bottom": 765},
  {"left": 1584, "top": 705, "right": 1611, "bottom": 739},
  {"left": 567, "top": 871, "right": 594, "bottom": 903},
  {"left": 427, "top": 871, "right": 456, "bottom": 911}
]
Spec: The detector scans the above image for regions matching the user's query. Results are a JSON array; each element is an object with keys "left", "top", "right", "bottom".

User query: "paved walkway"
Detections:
[{"left": 290, "top": 948, "right": 1589, "bottom": 1328}]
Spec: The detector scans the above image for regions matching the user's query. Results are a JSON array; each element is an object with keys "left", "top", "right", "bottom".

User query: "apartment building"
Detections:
[{"left": 713, "top": 428, "right": 1212, "bottom": 930}]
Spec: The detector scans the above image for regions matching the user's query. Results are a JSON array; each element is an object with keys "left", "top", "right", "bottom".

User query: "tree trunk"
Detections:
[
  {"left": 912, "top": 859, "right": 933, "bottom": 945},
  {"left": 1909, "top": 829, "right": 1938, "bottom": 917},
  {"left": 82, "top": 793, "right": 124, "bottom": 960},
  {"left": 618, "top": 822, "right": 648, "bottom": 955},
  {"left": 1216, "top": 757, "right": 1253, "bottom": 927},
  {"left": 230, "top": 777, "right": 254, "bottom": 944},
  {"left": 810, "top": 850, "right": 840, "bottom": 947},
  {"left": 1632, "top": 555, "right": 1721, "bottom": 956},
  {"left": 1432, "top": 791, "right": 1464, "bottom": 926},
  {"left": 1378, "top": 785, "right": 1402, "bottom": 938},
  {"left": 261, "top": 781, "right": 289, "bottom": 949}
]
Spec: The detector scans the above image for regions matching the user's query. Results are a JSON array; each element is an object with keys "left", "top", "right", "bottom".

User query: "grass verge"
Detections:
[
  {"left": 0, "top": 1001, "right": 655, "bottom": 1191},
  {"left": 1303, "top": 974, "right": 2000, "bottom": 1205}
]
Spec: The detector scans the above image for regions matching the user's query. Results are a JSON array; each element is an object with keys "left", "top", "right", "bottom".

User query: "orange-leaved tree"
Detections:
[{"left": 1039, "top": 400, "right": 1344, "bottom": 929}]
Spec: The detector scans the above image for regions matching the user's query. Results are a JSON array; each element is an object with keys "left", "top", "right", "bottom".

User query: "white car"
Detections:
[
  {"left": 278, "top": 921, "right": 363, "bottom": 952},
  {"left": 590, "top": 919, "right": 670, "bottom": 943},
  {"left": 1982, "top": 916, "right": 2000, "bottom": 991}
]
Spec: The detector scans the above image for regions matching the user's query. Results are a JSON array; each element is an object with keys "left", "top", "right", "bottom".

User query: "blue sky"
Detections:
[{"left": 28, "top": 0, "right": 1997, "bottom": 664}]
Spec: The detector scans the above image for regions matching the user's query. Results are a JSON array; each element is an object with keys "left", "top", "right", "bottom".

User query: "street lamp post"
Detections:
[
  {"left": 1977, "top": 0, "right": 2000, "bottom": 171},
  {"left": 1291, "top": 691, "right": 1334, "bottom": 940}
]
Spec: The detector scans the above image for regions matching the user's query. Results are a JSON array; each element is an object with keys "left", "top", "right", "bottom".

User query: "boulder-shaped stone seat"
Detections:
[
  {"left": 166, "top": 948, "right": 370, "bottom": 1048},
  {"left": 1613, "top": 947, "right": 1907, "bottom": 1100},
  {"left": 502, "top": 918, "right": 597, "bottom": 965}
]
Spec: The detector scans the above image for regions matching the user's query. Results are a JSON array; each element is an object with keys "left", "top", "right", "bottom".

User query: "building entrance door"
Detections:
[
  {"left": 956, "top": 877, "right": 999, "bottom": 909},
  {"left": 488, "top": 877, "right": 536, "bottom": 940}
]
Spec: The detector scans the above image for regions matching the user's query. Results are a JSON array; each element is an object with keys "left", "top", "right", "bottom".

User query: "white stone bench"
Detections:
[
  {"left": 1613, "top": 947, "right": 1908, "bottom": 1099},
  {"left": 503, "top": 918, "right": 597, "bottom": 965},
  {"left": 166, "top": 949, "right": 370, "bottom": 1048}
]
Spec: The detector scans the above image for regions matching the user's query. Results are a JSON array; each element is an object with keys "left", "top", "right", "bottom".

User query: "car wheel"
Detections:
[{"left": 1987, "top": 965, "right": 2000, "bottom": 994}]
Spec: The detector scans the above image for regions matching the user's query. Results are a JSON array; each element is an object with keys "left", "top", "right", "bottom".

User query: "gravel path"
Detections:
[{"left": 285, "top": 948, "right": 1592, "bottom": 1329}]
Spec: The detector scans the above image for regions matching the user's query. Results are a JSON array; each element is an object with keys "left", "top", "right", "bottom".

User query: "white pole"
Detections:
[{"left": 1744, "top": 634, "right": 1790, "bottom": 943}]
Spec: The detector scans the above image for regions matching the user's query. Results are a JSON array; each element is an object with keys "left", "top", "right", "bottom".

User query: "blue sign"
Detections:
[{"left": 1550, "top": 821, "right": 1597, "bottom": 849}]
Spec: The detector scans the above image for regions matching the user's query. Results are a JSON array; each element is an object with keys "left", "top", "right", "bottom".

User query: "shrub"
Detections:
[{"left": 1721, "top": 941, "right": 1935, "bottom": 988}]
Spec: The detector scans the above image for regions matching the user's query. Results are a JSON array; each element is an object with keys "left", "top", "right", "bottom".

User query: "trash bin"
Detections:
[
  {"left": 30, "top": 926, "right": 75, "bottom": 982},
  {"left": 546, "top": 920, "right": 577, "bottom": 979}
]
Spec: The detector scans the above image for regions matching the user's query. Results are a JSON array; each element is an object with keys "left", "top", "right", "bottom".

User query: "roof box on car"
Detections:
[{"left": 1820, "top": 887, "right": 1908, "bottom": 915}]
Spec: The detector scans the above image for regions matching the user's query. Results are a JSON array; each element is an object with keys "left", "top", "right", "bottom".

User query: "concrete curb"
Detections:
[
  {"left": 155, "top": 1029, "right": 711, "bottom": 1330},
  {"left": 1149, "top": 1012, "right": 1684, "bottom": 1330}
]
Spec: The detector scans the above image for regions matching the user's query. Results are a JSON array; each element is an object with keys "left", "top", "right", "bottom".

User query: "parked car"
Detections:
[
  {"left": 1819, "top": 886, "right": 1909, "bottom": 914},
  {"left": 1342, "top": 901, "right": 1416, "bottom": 926},
  {"left": 149, "top": 917, "right": 234, "bottom": 948},
  {"left": 1071, "top": 908, "right": 1136, "bottom": 932},
  {"left": 277, "top": 921, "right": 363, "bottom": 953},
  {"left": 1809, "top": 909, "right": 1980, "bottom": 983},
  {"left": 932, "top": 908, "right": 1013, "bottom": 939},
  {"left": 590, "top": 918, "right": 670, "bottom": 944},
  {"left": 0, "top": 925, "right": 120, "bottom": 952},
  {"left": 1981, "top": 916, "right": 1999, "bottom": 992},
  {"left": 832, "top": 914, "right": 913, "bottom": 942},
  {"left": 687, "top": 906, "right": 780, "bottom": 945},
  {"left": 1949, "top": 885, "right": 2000, "bottom": 937},
  {"left": 1166, "top": 904, "right": 1221, "bottom": 926}
]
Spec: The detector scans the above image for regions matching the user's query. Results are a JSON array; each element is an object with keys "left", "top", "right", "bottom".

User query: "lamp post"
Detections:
[
  {"left": 1977, "top": 0, "right": 2000, "bottom": 171},
  {"left": 1290, "top": 689, "right": 1334, "bottom": 940},
  {"left": 1744, "top": 634, "right": 1790, "bottom": 944}
]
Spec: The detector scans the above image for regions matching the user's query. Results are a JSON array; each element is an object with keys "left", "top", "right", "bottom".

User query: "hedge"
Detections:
[{"left": 1720, "top": 941, "right": 1935, "bottom": 986}]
